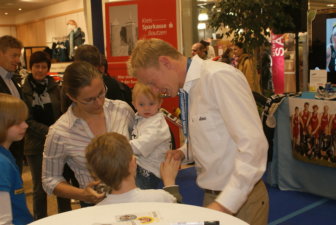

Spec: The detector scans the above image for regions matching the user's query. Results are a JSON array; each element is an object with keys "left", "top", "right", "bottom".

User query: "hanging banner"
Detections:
[
  {"left": 289, "top": 97, "right": 336, "bottom": 168},
  {"left": 271, "top": 33, "right": 285, "bottom": 93}
]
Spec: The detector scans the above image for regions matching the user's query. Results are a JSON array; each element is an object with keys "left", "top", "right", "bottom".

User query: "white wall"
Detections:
[
  {"left": 15, "top": 0, "right": 84, "bottom": 24},
  {"left": 0, "top": 15, "right": 17, "bottom": 37},
  {"left": 0, "top": 0, "right": 89, "bottom": 45},
  {"left": 0, "top": 26, "right": 16, "bottom": 37},
  {"left": 45, "top": 11, "right": 87, "bottom": 47}
]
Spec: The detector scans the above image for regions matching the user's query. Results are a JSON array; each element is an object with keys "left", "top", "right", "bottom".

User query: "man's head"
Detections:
[
  {"left": 127, "top": 38, "right": 185, "bottom": 97},
  {"left": 191, "top": 42, "right": 207, "bottom": 59},
  {"left": 85, "top": 132, "right": 135, "bottom": 191},
  {"left": 74, "top": 44, "right": 101, "bottom": 67},
  {"left": 0, "top": 35, "right": 23, "bottom": 72}
]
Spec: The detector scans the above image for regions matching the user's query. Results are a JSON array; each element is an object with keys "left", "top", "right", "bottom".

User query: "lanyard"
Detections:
[{"left": 179, "top": 58, "right": 192, "bottom": 137}]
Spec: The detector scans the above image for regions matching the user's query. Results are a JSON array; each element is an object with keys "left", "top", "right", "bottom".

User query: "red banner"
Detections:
[
  {"left": 271, "top": 33, "right": 285, "bottom": 93},
  {"left": 105, "top": 0, "right": 180, "bottom": 147}
]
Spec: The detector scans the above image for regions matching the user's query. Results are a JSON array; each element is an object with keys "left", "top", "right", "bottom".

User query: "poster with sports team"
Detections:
[{"left": 289, "top": 97, "right": 336, "bottom": 168}]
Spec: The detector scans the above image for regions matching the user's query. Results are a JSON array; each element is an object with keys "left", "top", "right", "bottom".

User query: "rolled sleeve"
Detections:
[{"left": 42, "top": 128, "right": 66, "bottom": 195}]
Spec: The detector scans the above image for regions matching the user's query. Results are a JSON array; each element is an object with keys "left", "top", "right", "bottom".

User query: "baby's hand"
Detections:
[{"left": 160, "top": 154, "right": 181, "bottom": 187}]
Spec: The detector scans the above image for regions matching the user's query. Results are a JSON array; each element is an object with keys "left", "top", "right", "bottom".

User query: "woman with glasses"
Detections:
[{"left": 42, "top": 61, "right": 135, "bottom": 206}]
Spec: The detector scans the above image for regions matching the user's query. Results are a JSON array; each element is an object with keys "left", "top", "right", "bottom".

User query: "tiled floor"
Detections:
[{"left": 22, "top": 165, "right": 80, "bottom": 217}]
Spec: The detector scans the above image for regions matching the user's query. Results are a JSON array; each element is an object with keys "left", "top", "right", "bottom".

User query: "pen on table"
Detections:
[{"left": 171, "top": 221, "right": 220, "bottom": 225}]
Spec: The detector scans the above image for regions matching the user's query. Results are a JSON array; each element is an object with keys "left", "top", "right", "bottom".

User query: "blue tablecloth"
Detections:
[{"left": 265, "top": 96, "right": 336, "bottom": 199}]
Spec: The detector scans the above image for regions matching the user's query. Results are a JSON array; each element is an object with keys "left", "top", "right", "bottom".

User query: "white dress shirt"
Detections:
[
  {"left": 42, "top": 99, "right": 134, "bottom": 194},
  {"left": 130, "top": 112, "right": 171, "bottom": 178},
  {"left": 180, "top": 55, "right": 268, "bottom": 213}
]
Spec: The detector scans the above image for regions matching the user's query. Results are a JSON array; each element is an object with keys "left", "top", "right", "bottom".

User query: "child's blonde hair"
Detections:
[
  {"left": 0, "top": 93, "right": 28, "bottom": 143},
  {"left": 85, "top": 132, "right": 133, "bottom": 191},
  {"left": 132, "top": 82, "right": 161, "bottom": 103}
]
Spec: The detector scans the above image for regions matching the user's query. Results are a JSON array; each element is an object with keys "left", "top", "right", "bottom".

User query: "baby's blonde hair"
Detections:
[{"left": 132, "top": 82, "right": 161, "bottom": 103}]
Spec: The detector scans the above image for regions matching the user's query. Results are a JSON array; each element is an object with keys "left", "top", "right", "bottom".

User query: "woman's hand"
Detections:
[
  {"left": 166, "top": 149, "right": 185, "bottom": 161},
  {"left": 81, "top": 181, "right": 106, "bottom": 204}
]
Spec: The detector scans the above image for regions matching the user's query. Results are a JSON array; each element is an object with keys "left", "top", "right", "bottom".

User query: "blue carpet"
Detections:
[{"left": 176, "top": 166, "right": 336, "bottom": 225}]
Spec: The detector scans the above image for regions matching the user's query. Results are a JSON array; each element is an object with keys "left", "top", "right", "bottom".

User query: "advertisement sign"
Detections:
[
  {"left": 271, "top": 33, "right": 285, "bottom": 93},
  {"left": 309, "top": 70, "right": 327, "bottom": 91},
  {"left": 289, "top": 97, "right": 336, "bottom": 168},
  {"left": 105, "top": 0, "right": 180, "bottom": 146}
]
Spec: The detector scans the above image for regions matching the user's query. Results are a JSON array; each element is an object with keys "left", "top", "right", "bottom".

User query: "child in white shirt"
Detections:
[
  {"left": 130, "top": 82, "right": 172, "bottom": 189},
  {"left": 85, "top": 132, "right": 181, "bottom": 205}
]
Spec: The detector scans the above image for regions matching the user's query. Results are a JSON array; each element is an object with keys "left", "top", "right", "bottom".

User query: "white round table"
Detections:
[{"left": 29, "top": 202, "right": 248, "bottom": 225}]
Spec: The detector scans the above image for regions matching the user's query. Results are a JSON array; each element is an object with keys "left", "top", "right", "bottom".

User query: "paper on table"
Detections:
[
  {"left": 92, "top": 211, "right": 161, "bottom": 225},
  {"left": 309, "top": 70, "right": 327, "bottom": 92}
]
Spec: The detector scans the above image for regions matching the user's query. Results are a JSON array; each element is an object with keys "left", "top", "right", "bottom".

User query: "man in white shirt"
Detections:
[
  {"left": 0, "top": 35, "right": 24, "bottom": 173},
  {"left": 127, "top": 38, "right": 269, "bottom": 225}
]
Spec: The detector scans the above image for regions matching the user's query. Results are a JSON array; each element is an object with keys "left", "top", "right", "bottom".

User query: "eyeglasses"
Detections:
[{"left": 76, "top": 86, "right": 108, "bottom": 105}]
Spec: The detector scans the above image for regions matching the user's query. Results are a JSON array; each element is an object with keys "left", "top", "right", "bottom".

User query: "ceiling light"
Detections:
[
  {"left": 198, "top": 13, "right": 209, "bottom": 21},
  {"left": 18, "top": 8, "right": 22, "bottom": 11},
  {"left": 4, "top": 12, "right": 8, "bottom": 15},
  {"left": 198, "top": 23, "right": 206, "bottom": 30},
  {"left": 327, "top": 4, "right": 334, "bottom": 7}
]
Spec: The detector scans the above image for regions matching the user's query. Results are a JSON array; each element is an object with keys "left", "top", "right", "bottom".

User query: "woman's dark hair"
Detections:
[
  {"left": 61, "top": 61, "right": 102, "bottom": 112},
  {"left": 29, "top": 51, "right": 51, "bottom": 70}
]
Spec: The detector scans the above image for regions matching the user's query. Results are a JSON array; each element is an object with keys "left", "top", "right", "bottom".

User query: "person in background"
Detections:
[
  {"left": 232, "top": 42, "right": 262, "bottom": 94},
  {"left": 22, "top": 51, "right": 75, "bottom": 219},
  {"left": 0, "top": 93, "right": 33, "bottom": 225},
  {"left": 0, "top": 35, "right": 25, "bottom": 173},
  {"left": 128, "top": 38, "right": 269, "bottom": 225},
  {"left": 98, "top": 53, "right": 134, "bottom": 111},
  {"left": 42, "top": 61, "right": 134, "bottom": 206},
  {"left": 73, "top": 44, "right": 134, "bottom": 111},
  {"left": 191, "top": 42, "right": 207, "bottom": 59},
  {"left": 200, "top": 39, "right": 216, "bottom": 59},
  {"left": 130, "top": 82, "right": 172, "bottom": 189},
  {"left": 85, "top": 132, "right": 181, "bottom": 205}
]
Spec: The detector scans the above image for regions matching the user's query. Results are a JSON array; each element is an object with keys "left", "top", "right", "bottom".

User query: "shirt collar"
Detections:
[
  {"left": 182, "top": 55, "right": 203, "bottom": 93},
  {"left": 66, "top": 99, "right": 111, "bottom": 128},
  {"left": 0, "top": 145, "right": 16, "bottom": 165}
]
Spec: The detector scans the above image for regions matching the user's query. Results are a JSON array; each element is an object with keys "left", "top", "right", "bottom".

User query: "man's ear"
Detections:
[
  {"left": 158, "top": 56, "right": 172, "bottom": 70},
  {"left": 129, "top": 155, "right": 137, "bottom": 172}
]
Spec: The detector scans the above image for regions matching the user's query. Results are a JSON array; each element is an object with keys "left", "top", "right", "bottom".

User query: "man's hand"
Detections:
[
  {"left": 166, "top": 149, "right": 185, "bottom": 161},
  {"left": 81, "top": 180, "right": 105, "bottom": 204},
  {"left": 160, "top": 154, "right": 181, "bottom": 186},
  {"left": 207, "top": 201, "right": 233, "bottom": 215}
]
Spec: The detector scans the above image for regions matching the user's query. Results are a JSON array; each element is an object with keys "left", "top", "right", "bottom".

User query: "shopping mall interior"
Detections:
[{"left": 1, "top": 1, "right": 336, "bottom": 225}]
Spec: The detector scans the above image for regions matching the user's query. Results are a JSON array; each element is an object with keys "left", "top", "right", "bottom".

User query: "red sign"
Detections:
[
  {"left": 105, "top": 0, "right": 180, "bottom": 147},
  {"left": 271, "top": 33, "right": 285, "bottom": 94}
]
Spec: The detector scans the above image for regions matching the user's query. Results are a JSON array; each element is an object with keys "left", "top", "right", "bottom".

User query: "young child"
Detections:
[
  {"left": 0, "top": 93, "right": 33, "bottom": 225},
  {"left": 130, "top": 82, "right": 172, "bottom": 189},
  {"left": 85, "top": 132, "right": 181, "bottom": 205}
]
